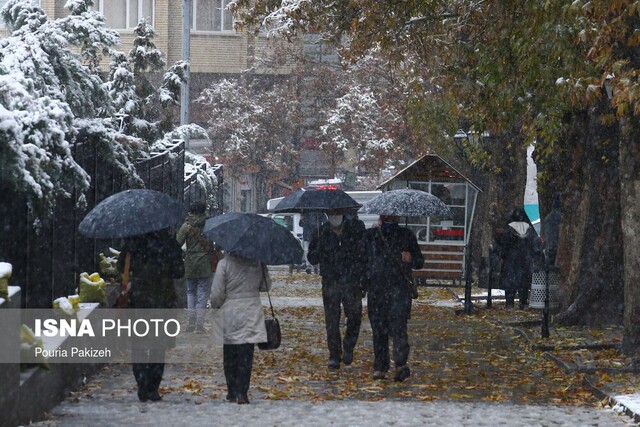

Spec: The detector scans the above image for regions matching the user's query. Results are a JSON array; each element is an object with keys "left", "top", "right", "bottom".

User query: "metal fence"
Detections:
[{"left": 0, "top": 140, "right": 188, "bottom": 308}]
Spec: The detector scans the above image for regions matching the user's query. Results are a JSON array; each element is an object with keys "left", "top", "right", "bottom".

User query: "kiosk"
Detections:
[{"left": 377, "top": 154, "right": 481, "bottom": 286}]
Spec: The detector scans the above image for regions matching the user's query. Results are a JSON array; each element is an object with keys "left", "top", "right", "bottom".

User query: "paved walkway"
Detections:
[{"left": 28, "top": 271, "right": 637, "bottom": 426}]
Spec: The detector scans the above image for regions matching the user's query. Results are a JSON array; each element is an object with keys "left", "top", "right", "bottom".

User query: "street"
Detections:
[{"left": 29, "top": 270, "right": 634, "bottom": 426}]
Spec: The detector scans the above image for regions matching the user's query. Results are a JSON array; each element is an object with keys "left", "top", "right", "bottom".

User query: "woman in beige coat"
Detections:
[{"left": 210, "top": 253, "right": 271, "bottom": 404}]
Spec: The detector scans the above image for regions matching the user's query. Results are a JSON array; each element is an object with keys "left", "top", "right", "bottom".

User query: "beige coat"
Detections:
[{"left": 210, "top": 254, "right": 272, "bottom": 345}]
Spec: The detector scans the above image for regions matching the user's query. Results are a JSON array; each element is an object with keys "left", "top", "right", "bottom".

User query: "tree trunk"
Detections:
[
  {"left": 554, "top": 109, "right": 624, "bottom": 326},
  {"left": 470, "top": 131, "right": 528, "bottom": 283},
  {"left": 620, "top": 115, "right": 640, "bottom": 356}
]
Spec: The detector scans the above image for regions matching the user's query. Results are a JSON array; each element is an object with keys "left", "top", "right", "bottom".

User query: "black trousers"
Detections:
[
  {"left": 322, "top": 281, "right": 362, "bottom": 361},
  {"left": 223, "top": 343, "right": 255, "bottom": 399},
  {"left": 132, "top": 347, "right": 165, "bottom": 398},
  {"left": 367, "top": 291, "right": 410, "bottom": 372},
  {"left": 505, "top": 287, "right": 529, "bottom": 307}
]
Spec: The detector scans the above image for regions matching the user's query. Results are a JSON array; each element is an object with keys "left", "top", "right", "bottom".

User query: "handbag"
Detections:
[
  {"left": 113, "top": 252, "right": 131, "bottom": 308},
  {"left": 258, "top": 270, "right": 281, "bottom": 350}
]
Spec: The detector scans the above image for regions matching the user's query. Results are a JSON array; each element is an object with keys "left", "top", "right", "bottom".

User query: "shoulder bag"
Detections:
[
  {"left": 258, "top": 268, "right": 281, "bottom": 350},
  {"left": 186, "top": 224, "right": 220, "bottom": 271}
]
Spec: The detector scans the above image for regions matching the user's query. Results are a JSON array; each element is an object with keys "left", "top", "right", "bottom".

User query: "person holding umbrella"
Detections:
[
  {"left": 176, "top": 201, "right": 221, "bottom": 333},
  {"left": 203, "top": 212, "right": 302, "bottom": 404},
  {"left": 117, "top": 228, "right": 185, "bottom": 402},
  {"left": 363, "top": 215, "right": 424, "bottom": 382},
  {"left": 79, "top": 189, "right": 187, "bottom": 403},
  {"left": 307, "top": 208, "right": 367, "bottom": 370}
]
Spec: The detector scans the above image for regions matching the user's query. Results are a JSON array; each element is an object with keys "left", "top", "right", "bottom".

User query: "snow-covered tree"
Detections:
[
  {"left": 0, "top": 0, "right": 141, "bottom": 216},
  {"left": 197, "top": 77, "right": 300, "bottom": 185}
]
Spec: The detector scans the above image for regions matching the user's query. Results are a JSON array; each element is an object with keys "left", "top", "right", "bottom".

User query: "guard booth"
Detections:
[{"left": 377, "top": 154, "right": 481, "bottom": 286}]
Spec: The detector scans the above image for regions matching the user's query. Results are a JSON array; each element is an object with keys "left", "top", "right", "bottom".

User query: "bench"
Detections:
[{"left": 413, "top": 244, "right": 466, "bottom": 287}]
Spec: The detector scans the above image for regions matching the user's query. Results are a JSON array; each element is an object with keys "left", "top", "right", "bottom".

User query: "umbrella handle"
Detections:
[{"left": 122, "top": 252, "right": 131, "bottom": 293}]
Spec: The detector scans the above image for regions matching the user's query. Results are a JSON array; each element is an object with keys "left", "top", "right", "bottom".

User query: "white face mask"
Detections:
[{"left": 327, "top": 215, "right": 343, "bottom": 227}]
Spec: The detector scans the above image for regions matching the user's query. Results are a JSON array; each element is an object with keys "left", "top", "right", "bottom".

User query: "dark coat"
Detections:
[
  {"left": 364, "top": 224, "right": 424, "bottom": 298},
  {"left": 118, "top": 229, "right": 184, "bottom": 309},
  {"left": 496, "top": 219, "right": 540, "bottom": 292},
  {"left": 307, "top": 217, "right": 366, "bottom": 287}
]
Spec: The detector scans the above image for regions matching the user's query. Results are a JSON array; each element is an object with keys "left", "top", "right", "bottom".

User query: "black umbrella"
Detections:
[
  {"left": 79, "top": 189, "right": 187, "bottom": 239},
  {"left": 203, "top": 212, "right": 303, "bottom": 265},
  {"left": 358, "top": 189, "right": 452, "bottom": 217},
  {"left": 271, "top": 188, "right": 361, "bottom": 213}
]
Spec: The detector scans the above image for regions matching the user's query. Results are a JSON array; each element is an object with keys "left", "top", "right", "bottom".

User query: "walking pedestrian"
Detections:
[
  {"left": 307, "top": 209, "right": 367, "bottom": 370},
  {"left": 495, "top": 207, "right": 541, "bottom": 309},
  {"left": 300, "top": 211, "right": 325, "bottom": 274},
  {"left": 363, "top": 215, "right": 424, "bottom": 382},
  {"left": 117, "top": 228, "right": 184, "bottom": 402},
  {"left": 541, "top": 194, "right": 561, "bottom": 265},
  {"left": 176, "top": 201, "right": 221, "bottom": 333},
  {"left": 210, "top": 254, "right": 272, "bottom": 405}
]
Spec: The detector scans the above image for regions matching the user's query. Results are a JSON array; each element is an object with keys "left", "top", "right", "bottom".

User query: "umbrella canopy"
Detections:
[
  {"left": 272, "top": 188, "right": 361, "bottom": 213},
  {"left": 203, "top": 213, "right": 303, "bottom": 265},
  {"left": 79, "top": 189, "right": 187, "bottom": 239},
  {"left": 358, "top": 189, "right": 452, "bottom": 217}
]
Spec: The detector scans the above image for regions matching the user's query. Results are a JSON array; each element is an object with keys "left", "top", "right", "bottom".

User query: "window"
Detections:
[
  {"left": 193, "top": 0, "right": 234, "bottom": 32},
  {"left": 91, "top": 0, "right": 154, "bottom": 30}
]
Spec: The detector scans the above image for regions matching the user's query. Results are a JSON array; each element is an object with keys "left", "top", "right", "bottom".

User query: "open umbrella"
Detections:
[
  {"left": 203, "top": 213, "right": 303, "bottom": 265},
  {"left": 79, "top": 189, "right": 187, "bottom": 239},
  {"left": 358, "top": 188, "right": 452, "bottom": 217},
  {"left": 271, "top": 188, "right": 361, "bottom": 213}
]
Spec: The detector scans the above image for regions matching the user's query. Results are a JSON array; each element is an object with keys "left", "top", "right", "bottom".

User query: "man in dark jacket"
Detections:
[
  {"left": 364, "top": 215, "right": 424, "bottom": 382},
  {"left": 307, "top": 209, "right": 366, "bottom": 370},
  {"left": 118, "top": 228, "right": 184, "bottom": 402}
]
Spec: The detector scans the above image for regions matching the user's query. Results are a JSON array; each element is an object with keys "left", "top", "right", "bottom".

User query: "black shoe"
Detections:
[
  {"left": 237, "top": 395, "right": 249, "bottom": 404},
  {"left": 185, "top": 324, "right": 195, "bottom": 333},
  {"left": 394, "top": 365, "right": 411, "bottom": 382},
  {"left": 342, "top": 351, "right": 353, "bottom": 366},
  {"left": 328, "top": 359, "right": 340, "bottom": 370},
  {"left": 148, "top": 390, "right": 162, "bottom": 401},
  {"left": 305, "top": 268, "right": 312, "bottom": 274},
  {"left": 225, "top": 393, "right": 237, "bottom": 403},
  {"left": 137, "top": 388, "right": 148, "bottom": 402}
]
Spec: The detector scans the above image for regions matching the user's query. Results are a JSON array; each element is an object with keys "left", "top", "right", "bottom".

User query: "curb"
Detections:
[
  {"left": 583, "top": 375, "right": 640, "bottom": 424},
  {"left": 500, "top": 319, "right": 640, "bottom": 424}
]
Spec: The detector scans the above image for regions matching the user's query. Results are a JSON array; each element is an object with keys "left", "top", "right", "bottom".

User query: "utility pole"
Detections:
[{"left": 181, "top": 0, "right": 191, "bottom": 150}]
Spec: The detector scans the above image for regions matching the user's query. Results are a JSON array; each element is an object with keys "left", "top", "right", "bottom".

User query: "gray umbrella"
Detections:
[
  {"left": 203, "top": 212, "right": 303, "bottom": 265},
  {"left": 358, "top": 189, "right": 452, "bottom": 217},
  {"left": 79, "top": 189, "right": 187, "bottom": 239}
]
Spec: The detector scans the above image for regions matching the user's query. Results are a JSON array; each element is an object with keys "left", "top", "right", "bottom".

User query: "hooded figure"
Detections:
[{"left": 496, "top": 207, "right": 541, "bottom": 309}]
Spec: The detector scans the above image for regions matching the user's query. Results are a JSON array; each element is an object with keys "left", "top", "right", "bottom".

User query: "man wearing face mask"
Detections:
[
  {"left": 364, "top": 215, "right": 424, "bottom": 382},
  {"left": 307, "top": 209, "right": 367, "bottom": 370}
]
